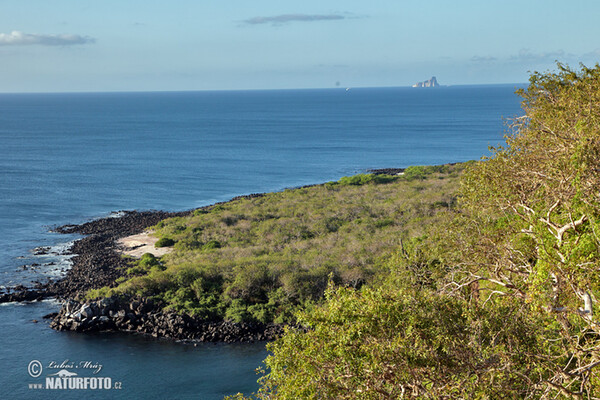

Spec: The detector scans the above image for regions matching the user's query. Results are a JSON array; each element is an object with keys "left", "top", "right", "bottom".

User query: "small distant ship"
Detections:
[{"left": 412, "top": 76, "right": 440, "bottom": 88}]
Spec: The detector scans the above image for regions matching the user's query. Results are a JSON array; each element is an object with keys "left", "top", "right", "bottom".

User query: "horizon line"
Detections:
[{"left": 0, "top": 82, "right": 528, "bottom": 96}]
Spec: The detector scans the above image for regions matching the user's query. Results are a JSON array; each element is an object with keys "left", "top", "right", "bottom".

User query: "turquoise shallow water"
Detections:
[{"left": 0, "top": 85, "right": 523, "bottom": 398}]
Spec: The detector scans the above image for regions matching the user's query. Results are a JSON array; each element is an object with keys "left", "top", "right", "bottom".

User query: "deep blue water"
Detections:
[{"left": 0, "top": 85, "right": 524, "bottom": 398}]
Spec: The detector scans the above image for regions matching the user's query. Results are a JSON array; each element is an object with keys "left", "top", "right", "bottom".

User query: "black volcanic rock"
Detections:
[{"left": 50, "top": 295, "right": 287, "bottom": 343}]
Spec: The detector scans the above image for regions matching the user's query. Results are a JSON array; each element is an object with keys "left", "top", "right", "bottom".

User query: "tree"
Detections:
[
  {"left": 253, "top": 283, "right": 547, "bottom": 399},
  {"left": 247, "top": 64, "right": 600, "bottom": 399},
  {"left": 459, "top": 64, "right": 600, "bottom": 396}
]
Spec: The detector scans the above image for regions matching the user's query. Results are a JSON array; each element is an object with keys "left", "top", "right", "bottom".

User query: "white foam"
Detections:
[
  {"left": 107, "top": 211, "right": 127, "bottom": 219},
  {"left": 32, "top": 241, "right": 75, "bottom": 258},
  {"left": 27, "top": 239, "right": 76, "bottom": 279},
  {"left": 0, "top": 297, "right": 61, "bottom": 307},
  {"left": 0, "top": 301, "right": 26, "bottom": 306},
  {"left": 41, "top": 298, "right": 61, "bottom": 306}
]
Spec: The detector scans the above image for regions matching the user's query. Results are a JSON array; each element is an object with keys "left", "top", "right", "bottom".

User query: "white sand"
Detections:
[{"left": 117, "top": 231, "right": 173, "bottom": 258}]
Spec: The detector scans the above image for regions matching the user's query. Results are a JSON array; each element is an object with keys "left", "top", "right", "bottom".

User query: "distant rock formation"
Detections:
[{"left": 412, "top": 76, "right": 440, "bottom": 88}]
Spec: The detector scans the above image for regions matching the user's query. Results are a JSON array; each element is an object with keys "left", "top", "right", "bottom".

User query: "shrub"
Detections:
[
  {"left": 202, "top": 240, "right": 221, "bottom": 250},
  {"left": 225, "top": 299, "right": 252, "bottom": 323},
  {"left": 256, "top": 285, "right": 544, "bottom": 399},
  {"left": 402, "top": 165, "right": 428, "bottom": 180},
  {"left": 126, "top": 253, "right": 165, "bottom": 275},
  {"left": 403, "top": 165, "right": 448, "bottom": 181},
  {"left": 322, "top": 217, "right": 344, "bottom": 233},
  {"left": 174, "top": 237, "right": 203, "bottom": 251},
  {"left": 338, "top": 173, "right": 396, "bottom": 186},
  {"left": 155, "top": 237, "right": 175, "bottom": 248},
  {"left": 374, "top": 218, "right": 394, "bottom": 228}
]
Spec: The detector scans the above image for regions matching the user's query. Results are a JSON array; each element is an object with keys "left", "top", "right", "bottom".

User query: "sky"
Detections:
[{"left": 1, "top": 0, "right": 600, "bottom": 92}]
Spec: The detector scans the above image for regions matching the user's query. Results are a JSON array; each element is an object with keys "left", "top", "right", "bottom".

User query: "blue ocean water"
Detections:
[{"left": 0, "top": 85, "right": 524, "bottom": 399}]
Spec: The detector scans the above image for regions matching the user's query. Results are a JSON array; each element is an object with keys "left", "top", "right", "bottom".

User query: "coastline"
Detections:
[
  {"left": 0, "top": 210, "right": 187, "bottom": 303},
  {"left": 1, "top": 193, "right": 284, "bottom": 342},
  {"left": 1, "top": 170, "right": 421, "bottom": 342}
]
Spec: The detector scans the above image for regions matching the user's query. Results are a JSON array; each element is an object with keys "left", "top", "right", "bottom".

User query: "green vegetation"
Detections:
[
  {"left": 337, "top": 173, "right": 397, "bottom": 186},
  {"left": 252, "top": 284, "right": 545, "bottom": 399},
  {"left": 125, "top": 253, "right": 165, "bottom": 276},
  {"left": 403, "top": 164, "right": 453, "bottom": 181},
  {"left": 87, "top": 164, "right": 462, "bottom": 324},
  {"left": 238, "top": 64, "right": 600, "bottom": 398},
  {"left": 155, "top": 237, "right": 175, "bottom": 248},
  {"left": 92, "top": 64, "right": 600, "bottom": 399}
]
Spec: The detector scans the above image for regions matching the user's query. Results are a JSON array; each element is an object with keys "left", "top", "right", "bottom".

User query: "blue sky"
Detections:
[{"left": 1, "top": 0, "right": 600, "bottom": 92}]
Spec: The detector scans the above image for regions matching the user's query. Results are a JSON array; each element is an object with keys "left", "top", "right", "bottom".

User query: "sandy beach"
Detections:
[{"left": 117, "top": 231, "right": 173, "bottom": 258}]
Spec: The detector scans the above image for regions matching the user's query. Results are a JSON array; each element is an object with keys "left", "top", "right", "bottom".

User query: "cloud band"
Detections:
[
  {"left": 244, "top": 14, "right": 345, "bottom": 25},
  {"left": 0, "top": 31, "right": 95, "bottom": 46}
]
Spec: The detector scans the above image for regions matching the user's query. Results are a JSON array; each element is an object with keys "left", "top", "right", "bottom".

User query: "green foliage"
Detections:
[
  {"left": 225, "top": 299, "right": 252, "bottom": 323},
  {"left": 86, "top": 286, "right": 114, "bottom": 300},
  {"left": 202, "top": 240, "right": 221, "bottom": 250},
  {"left": 255, "top": 284, "right": 546, "bottom": 399},
  {"left": 155, "top": 237, "right": 175, "bottom": 248},
  {"left": 246, "top": 64, "right": 600, "bottom": 399},
  {"left": 338, "top": 173, "right": 397, "bottom": 186},
  {"left": 89, "top": 165, "right": 462, "bottom": 326},
  {"left": 320, "top": 217, "right": 344, "bottom": 233},
  {"left": 126, "top": 253, "right": 165, "bottom": 276},
  {"left": 402, "top": 164, "right": 449, "bottom": 181},
  {"left": 461, "top": 63, "right": 600, "bottom": 315},
  {"left": 373, "top": 217, "right": 394, "bottom": 228}
]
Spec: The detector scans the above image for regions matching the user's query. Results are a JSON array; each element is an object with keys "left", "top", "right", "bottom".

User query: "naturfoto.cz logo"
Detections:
[{"left": 27, "top": 359, "right": 123, "bottom": 390}]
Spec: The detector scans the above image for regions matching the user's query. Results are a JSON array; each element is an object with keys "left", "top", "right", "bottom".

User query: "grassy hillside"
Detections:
[{"left": 88, "top": 164, "right": 464, "bottom": 324}]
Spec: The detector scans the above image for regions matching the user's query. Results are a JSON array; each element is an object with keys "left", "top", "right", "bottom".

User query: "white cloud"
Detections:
[
  {"left": 243, "top": 14, "right": 345, "bottom": 26},
  {"left": 581, "top": 49, "right": 600, "bottom": 60},
  {"left": 471, "top": 55, "right": 497, "bottom": 63},
  {"left": 470, "top": 49, "right": 588, "bottom": 66},
  {"left": 509, "top": 49, "right": 571, "bottom": 63},
  {"left": 0, "top": 31, "right": 95, "bottom": 46}
]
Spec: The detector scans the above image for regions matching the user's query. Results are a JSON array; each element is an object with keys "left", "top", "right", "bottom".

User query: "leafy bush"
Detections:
[
  {"left": 402, "top": 165, "right": 448, "bottom": 181},
  {"left": 254, "top": 284, "right": 545, "bottom": 399},
  {"left": 126, "top": 253, "right": 165, "bottom": 275},
  {"left": 225, "top": 299, "right": 252, "bottom": 323},
  {"left": 155, "top": 237, "right": 175, "bottom": 248},
  {"left": 374, "top": 218, "right": 394, "bottom": 228},
  {"left": 338, "top": 173, "right": 397, "bottom": 186},
  {"left": 321, "top": 217, "right": 344, "bottom": 233},
  {"left": 201, "top": 240, "right": 221, "bottom": 250}
]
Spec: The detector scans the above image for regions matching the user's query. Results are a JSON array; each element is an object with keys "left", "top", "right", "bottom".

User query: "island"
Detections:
[{"left": 412, "top": 76, "right": 440, "bottom": 87}]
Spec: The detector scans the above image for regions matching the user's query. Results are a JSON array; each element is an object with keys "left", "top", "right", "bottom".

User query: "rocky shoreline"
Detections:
[
  {"left": 0, "top": 171, "right": 415, "bottom": 342},
  {"left": 1, "top": 201, "right": 284, "bottom": 343},
  {"left": 0, "top": 210, "right": 185, "bottom": 303},
  {"left": 48, "top": 295, "right": 284, "bottom": 343}
]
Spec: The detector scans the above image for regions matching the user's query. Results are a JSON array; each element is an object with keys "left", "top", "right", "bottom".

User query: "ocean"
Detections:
[{"left": 0, "top": 85, "right": 524, "bottom": 399}]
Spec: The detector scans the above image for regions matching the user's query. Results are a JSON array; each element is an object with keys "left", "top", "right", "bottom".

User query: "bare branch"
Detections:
[
  {"left": 570, "top": 360, "right": 600, "bottom": 375},
  {"left": 547, "top": 200, "right": 561, "bottom": 221},
  {"left": 543, "top": 380, "right": 584, "bottom": 399}
]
